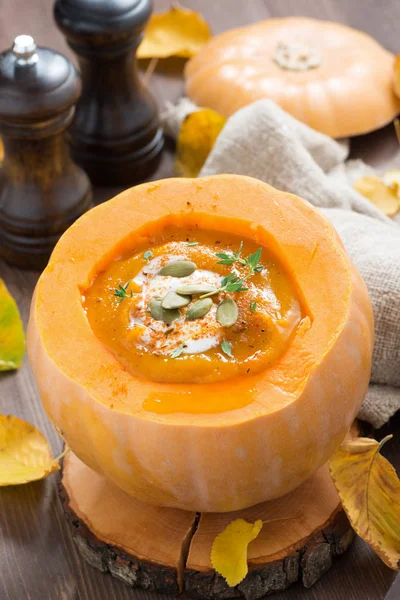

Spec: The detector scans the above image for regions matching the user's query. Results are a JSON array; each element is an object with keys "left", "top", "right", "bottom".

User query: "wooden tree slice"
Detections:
[
  {"left": 59, "top": 452, "right": 197, "bottom": 595},
  {"left": 60, "top": 452, "right": 354, "bottom": 599},
  {"left": 185, "top": 464, "right": 354, "bottom": 598}
]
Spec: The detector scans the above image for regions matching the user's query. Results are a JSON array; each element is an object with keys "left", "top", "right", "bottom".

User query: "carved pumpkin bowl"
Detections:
[{"left": 28, "top": 175, "right": 373, "bottom": 512}]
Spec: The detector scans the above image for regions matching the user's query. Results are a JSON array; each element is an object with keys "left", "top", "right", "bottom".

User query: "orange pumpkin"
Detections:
[
  {"left": 185, "top": 17, "right": 400, "bottom": 138},
  {"left": 28, "top": 175, "right": 373, "bottom": 512}
]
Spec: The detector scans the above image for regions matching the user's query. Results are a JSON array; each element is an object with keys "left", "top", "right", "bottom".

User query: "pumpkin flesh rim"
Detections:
[{"left": 30, "top": 175, "right": 357, "bottom": 427}]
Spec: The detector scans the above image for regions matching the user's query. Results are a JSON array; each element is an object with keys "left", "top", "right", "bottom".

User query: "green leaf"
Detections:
[
  {"left": 144, "top": 250, "right": 153, "bottom": 261},
  {"left": 250, "top": 301, "right": 257, "bottom": 312},
  {"left": 221, "top": 273, "right": 237, "bottom": 286},
  {"left": 186, "top": 241, "right": 199, "bottom": 246},
  {"left": 216, "top": 254, "right": 236, "bottom": 265},
  {"left": 247, "top": 248, "right": 262, "bottom": 270},
  {"left": 0, "top": 280, "right": 25, "bottom": 371},
  {"left": 225, "top": 282, "right": 248, "bottom": 293},
  {"left": 221, "top": 340, "right": 233, "bottom": 357}
]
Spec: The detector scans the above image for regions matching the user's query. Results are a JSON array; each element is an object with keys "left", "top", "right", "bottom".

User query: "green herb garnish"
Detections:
[
  {"left": 186, "top": 241, "right": 199, "bottom": 246},
  {"left": 170, "top": 343, "right": 187, "bottom": 358},
  {"left": 220, "top": 273, "right": 249, "bottom": 293},
  {"left": 250, "top": 301, "right": 257, "bottom": 312},
  {"left": 199, "top": 273, "right": 248, "bottom": 299},
  {"left": 215, "top": 243, "right": 263, "bottom": 274},
  {"left": 144, "top": 250, "right": 153, "bottom": 262},
  {"left": 221, "top": 340, "right": 233, "bottom": 357},
  {"left": 215, "top": 241, "right": 244, "bottom": 265},
  {"left": 113, "top": 281, "right": 133, "bottom": 303},
  {"left": 200, "top": 243, "right": 263, "bottom": 300}
]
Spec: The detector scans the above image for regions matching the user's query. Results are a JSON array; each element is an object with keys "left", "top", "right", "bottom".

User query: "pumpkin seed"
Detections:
[
  {"left": 176, "top": 283, "right": 218, "bottom": 296},
  {"left": 186, "top": 298, "right": 213, "bottom": 321},
  {"left": 162, "top": 291, "right": 191, "bottom": 309},
  {"left": 158, "top": 260, "right": 197, "bottom": 277},
  {"left": 149, "top": 297, "right": 180, "bottom": 324},
  {"left": 216, "top": 298, "right": 239, "bottom": 327}
]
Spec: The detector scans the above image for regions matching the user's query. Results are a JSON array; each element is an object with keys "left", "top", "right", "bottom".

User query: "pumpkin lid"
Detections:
[{"left": 185, "top": 17, "right": 400, "bottom": 138}]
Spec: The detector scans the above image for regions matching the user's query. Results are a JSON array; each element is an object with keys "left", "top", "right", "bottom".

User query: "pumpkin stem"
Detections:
[{"left": 274, "top": 42, "right": 321, "bottom": 71}]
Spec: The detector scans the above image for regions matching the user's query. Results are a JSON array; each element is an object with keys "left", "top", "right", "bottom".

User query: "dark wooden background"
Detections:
[{"left": 1, "top": 1, "right": 400, "bottom": 599}]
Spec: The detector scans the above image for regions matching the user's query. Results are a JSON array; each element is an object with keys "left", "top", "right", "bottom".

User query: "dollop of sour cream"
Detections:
[{"left": 131, "top": 254, "right": 224, "bottom": 356}]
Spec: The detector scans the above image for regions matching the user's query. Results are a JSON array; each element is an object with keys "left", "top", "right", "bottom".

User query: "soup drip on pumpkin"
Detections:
[{"left": 83, "top": 228, "right": 304, "bottom": 384}]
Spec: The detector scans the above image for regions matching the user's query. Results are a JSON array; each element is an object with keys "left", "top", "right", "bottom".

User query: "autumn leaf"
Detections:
[
  {"left": 0, "top": 415, "right": 66, "bottom": 486},
  {"left": 0, "top": 279, "right": 25, "bottom": 371},
  {"left": 211, "top": 518, "right": 263, "bottom": 587},
  {"left": 330, "top": 435, "right": 400, "bottom": 570},
  {"left": 382, "top": 169, "right": 400, "bottom": 192},
  {"left": 353, "top": 175, "right": 400, "bottom": 217},
  {"left": 137, "top": 4, "right": 211, "bottom": 60},
  {"left": 394, "top": 54, "right": 400, "bottom": 99},
  {"left": 175, "top": 109, "right": 226, "bottom": 177}
]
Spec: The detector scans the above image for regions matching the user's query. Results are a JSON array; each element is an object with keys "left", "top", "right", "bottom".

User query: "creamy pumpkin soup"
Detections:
[{"left": 84, "top": 228, "right": 304, "bottom": 384}]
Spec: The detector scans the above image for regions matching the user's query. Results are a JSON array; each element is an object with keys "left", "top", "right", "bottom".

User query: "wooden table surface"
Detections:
[{"left": 1, "top": 1, "right": 400, "bottom": 599}]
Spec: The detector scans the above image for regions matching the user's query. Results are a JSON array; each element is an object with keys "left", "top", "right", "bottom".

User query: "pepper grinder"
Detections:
[
  {"left": 54, "top": 0, "right": 164, "bottom": 186},
  {"left": 0, "top": 35, "right": 93, "bottom": 269}
]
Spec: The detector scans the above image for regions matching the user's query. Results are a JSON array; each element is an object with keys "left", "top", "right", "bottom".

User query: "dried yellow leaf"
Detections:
[
  {"left": 382, "top": 169, "right": 400, "bottom": 193},
  {"left": 211, "top": 518, "right": 263, "bottom": 587},
  {"left": 0, "top": 279, "right": 25, "bottom": 371},
  {"left": 137, "top": 5, "right": 211, "bottom": 60},
  {"left": 175, "top": 109, "right": 226, "bottom": 177},
  {"left": 353, "top": 175, "right": 400, "bottom": 217},
  {"left": 0, "top": 415, "right": 65, "bottom": 486},
  {"left": 394, "top": 54, "right": 400, "bottom": 99},
  {"left": 330, "top": 435, "right": 400, "bottom": 570}
]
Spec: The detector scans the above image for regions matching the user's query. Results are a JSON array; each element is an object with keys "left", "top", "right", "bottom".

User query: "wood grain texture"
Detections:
[
  {"left": 59, "top": 453, "right": 355, "bottom": 598},
  {"left": 60, "top": 453, "right": 198, "bottom": 596},
  {"left": 184, "top": 464, "right": 354, "bottom": 597},
  {"left": 0, "top": 1, "right": 400, "bottom": 599}
]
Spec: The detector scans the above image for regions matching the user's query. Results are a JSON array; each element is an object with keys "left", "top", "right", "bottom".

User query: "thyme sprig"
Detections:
[
  {"left": 200, "top": 243, "right": 263, "bottom": 299},
  {"left": 113, "top": 281, "right": 133, "bottom": 303},
  {"left": 215, "top": 243, "right": 263, "bottom": 274}
]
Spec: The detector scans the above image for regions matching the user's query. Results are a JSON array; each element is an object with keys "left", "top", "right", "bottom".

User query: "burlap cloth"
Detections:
[{"left": 163, "top": 99, "right": 400, "bottom": 428}]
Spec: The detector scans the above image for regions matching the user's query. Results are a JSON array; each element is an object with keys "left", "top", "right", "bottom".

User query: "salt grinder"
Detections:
[
  {"left": 54, "top": 0, "right": 164, "bottom": 186},
  {"left": 0, "top": 35, "right": 92, "bottom": 269}
]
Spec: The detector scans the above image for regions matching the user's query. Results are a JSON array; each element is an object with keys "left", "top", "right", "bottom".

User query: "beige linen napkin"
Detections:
[{"left": 163, "top": 99, "right": 400, "bottom": 428}]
